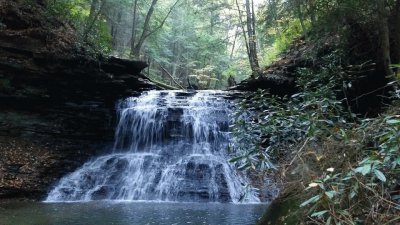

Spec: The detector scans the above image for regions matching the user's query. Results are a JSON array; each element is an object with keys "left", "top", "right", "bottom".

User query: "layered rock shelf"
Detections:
[{"left": 0, "top": 0, "right": 156, "bottom": 199}]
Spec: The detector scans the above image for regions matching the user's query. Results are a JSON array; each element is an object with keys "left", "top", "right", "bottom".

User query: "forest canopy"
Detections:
[
  {"left": 42, "top": 0, "right": 307, "bottom": 89},
  {"left": 37, "top": 0, "right": 400, "bottom": 92}
]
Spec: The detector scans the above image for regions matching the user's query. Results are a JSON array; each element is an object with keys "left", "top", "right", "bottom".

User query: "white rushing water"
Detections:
[{"left": 45, "top": 90, "right": 259, "bottom": 203}]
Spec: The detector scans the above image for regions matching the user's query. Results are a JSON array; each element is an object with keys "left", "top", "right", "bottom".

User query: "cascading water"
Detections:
[{"left": 45, "top": 90, "right": 259, "bottom": 203}]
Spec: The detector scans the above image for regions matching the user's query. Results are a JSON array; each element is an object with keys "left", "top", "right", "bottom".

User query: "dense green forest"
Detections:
[
  {"left": 42, "top": 0, "right": 400, "bottom": 89},
  {"left": 1, "top": 0, "right": 400, "bottom": 224},
  {"left": 41, "top": 0, "right": 312, "bottom": 88}
]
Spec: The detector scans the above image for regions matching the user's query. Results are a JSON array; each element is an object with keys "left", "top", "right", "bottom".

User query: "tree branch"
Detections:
[
  {"left": 144, "top": 0, "right": 180, "bottom": 39},
  {"left": 236, "top": 0, "right": 251, "bottom": 57},
  {"left": 83, "top": 0, "right": 107, "bottom": 42}
]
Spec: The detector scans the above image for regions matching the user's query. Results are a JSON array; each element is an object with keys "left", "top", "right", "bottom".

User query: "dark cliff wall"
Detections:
[{"left": 0, "top": 0, "right": 156, "bottom": 199}]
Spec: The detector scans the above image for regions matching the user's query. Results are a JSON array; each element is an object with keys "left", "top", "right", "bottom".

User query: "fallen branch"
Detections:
[
  {"left": 157, "top": 63, "right": 185, "bottom": 89},
  {"left": 351, "top": 81, "right": 398, "bottom": 102},
  {"left": 288, "top": 137, "right": 310, "bottom": 166}
]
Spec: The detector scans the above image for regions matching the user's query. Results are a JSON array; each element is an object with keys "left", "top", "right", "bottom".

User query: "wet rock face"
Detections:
[
  {"left": 49, "top": 156, "right": 233, "bottom": 202},
  {"left": 0, "top": 0, "right": 155, "bottom": 200},
  {"left": 181, "top": 162, "right": 231, "bottom": 202},
  {"left": 44, "top": 91, "right": 262, "bottom": 203}
]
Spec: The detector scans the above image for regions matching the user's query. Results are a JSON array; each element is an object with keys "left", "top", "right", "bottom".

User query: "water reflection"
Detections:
[{"left": 0, "top": 201, "right": 266, "bottom": 225}]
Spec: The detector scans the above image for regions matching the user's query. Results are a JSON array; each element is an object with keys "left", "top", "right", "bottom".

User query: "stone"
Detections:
[{"left": 91, "top": 186, "right": 115, "bottom": 200}]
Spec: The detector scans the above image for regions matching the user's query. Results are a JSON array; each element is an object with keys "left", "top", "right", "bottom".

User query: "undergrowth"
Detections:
[
  {"left": 262, "top": 19, "right": 309, "bottom": 66},
  {"left": 300, "top": 114, "right": 400, "bottom": 225},
  {"left": 45, "top": 0, "right": 112, "bottom": 55},
  {"left": 231, "top": 50, "right": 349, "bottom": 170},
  {"left": 231, "top": 49, "right": 400, "bottom": 224}
]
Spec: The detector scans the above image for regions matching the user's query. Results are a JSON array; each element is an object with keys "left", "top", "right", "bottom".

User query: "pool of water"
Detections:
[{"left": 0, "top": 201, "right": 267, "bottom": 225}]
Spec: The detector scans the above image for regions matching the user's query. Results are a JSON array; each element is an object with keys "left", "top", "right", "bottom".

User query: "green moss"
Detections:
[{"left": 257, "top": 186, "right": 304, "bottom": 225}]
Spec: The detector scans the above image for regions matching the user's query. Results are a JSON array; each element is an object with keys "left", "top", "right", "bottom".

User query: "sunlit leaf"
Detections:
[
  {"left": 386, "top": 119, "right": 400, "bottom": 125},
  {"left": 325, "top": 191, "right": 336, "bottom": 199},
  {"left": 311, "top": 210, "right": 328, "bottom": 218},
  {"left": 354, "top": 164, "right": 371, "bottom": 175},
  {"left": 300, "top": 195, "right": 320, "bottom": 207},
  {"left": 326, "top": 216, "right": 332, "bottom": 225},
  {"left": 373, "top": 169, "right": 386, "bottom": 182}
]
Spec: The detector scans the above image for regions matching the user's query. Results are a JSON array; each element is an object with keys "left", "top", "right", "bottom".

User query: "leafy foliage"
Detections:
[
  {"left": 261, "top": 19, "right": 309, "bottom": 65},
  {"left": 231, "top": 50, "right": 348, "bottom": 170},
  {"left": 231, "top": 44, "right": 400, "bottom": 224},
  {"left": 230, "top": 26, "right": 400, "bottom": 219},
  {"left": 301, "top": 115, "right": 400, "bottom": 224},
  {"left": 45, "top": 0, "right": 112, "bottom": 54}
]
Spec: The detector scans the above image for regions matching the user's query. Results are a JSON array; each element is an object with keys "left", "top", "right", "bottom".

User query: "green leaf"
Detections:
[
  {"left": 326, "top": 216, "right": 332, "bottom": 225},
  {"left": 325, "top": 191, "right": 336, "bottom": 199},
  {"left": 386, "top": 119, "right": 400, "bottom": 125},
  {"left": 311, "top": 210, "right": 329, "bottom": 218},
  {"left": 354, "top": 164, "right": 371, "bottom": 175},
  {"left": 300, "top": 195, "right": 321, "bottom": 207},
  {"left": 229, "top": 156, "right": 244, "bottom": 163},
  {"left": 238, "top": 163, "right": 250, "bottom": 170},
  {"left": 338, "top": 210, "right": 351, "bottom": 216},
  {"left": 394, "top": 158, "right": 400, "bottom": 167},
  {"left": 340, "top": 129, "right": 348, "bottom": 142},
  {"left": 349, "top": 190, "right": 357, "bottom": 199},
  {"left": 373, "top": 169, "right": 386, "bottom": 182}
]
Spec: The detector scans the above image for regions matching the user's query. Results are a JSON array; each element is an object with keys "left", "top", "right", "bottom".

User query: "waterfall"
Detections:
[{"left": 45, "top": 90, "right": 259, "bottom": 203}]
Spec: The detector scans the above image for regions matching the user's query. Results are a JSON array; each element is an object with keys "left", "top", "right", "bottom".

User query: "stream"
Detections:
[{"left": 0, "top": 201, "right": 266, "bottom": 225}]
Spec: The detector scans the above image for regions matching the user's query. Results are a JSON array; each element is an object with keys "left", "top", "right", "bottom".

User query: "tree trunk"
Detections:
[
  {"left": 235, "top": 0, "right": 251, "bottom": 60},
  {"left": 83, "top": 0, "right": 106, "bottom": 42},
  {"left": 172, "top": 41, "right": 176, "bottom": 77},
  {"left": 230, "top": 27, "right": 239, "bottom": 60},
  {"left": 307, "top": 0, "right": 316, "bottom": 25},
  {"left": 296, "top": 3, "right": 306, "bottom": 34},
  {"left": 131, "top": 0, "right": 158, "bottom": 58},
  {"left": 130, "top": 0, "right": 179, "bottom": 59},
  {"left": 88, "top": 0, "right": 99, "bottom": 22},
  {"left": 376, "top": 0, "right": 392, "bottom": 77},
  {"left": 390, "top": 0, "right": 400, "bottom": 74},
  {"left": 130, "top": 0, "right": 139, "bottom": 58},
  {"left": 245, "top": 0, "right": 260, "bottom": 75},
  {"left": 111, "top": 11, "right": 122, "bottom": 54}
]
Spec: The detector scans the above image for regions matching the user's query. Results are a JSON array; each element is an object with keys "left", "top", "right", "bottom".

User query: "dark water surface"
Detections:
[{"left": 0, "top": 201, "right": 266, "bottom": 225}]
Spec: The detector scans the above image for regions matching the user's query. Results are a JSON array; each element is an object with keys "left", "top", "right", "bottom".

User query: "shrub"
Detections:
[
  {"left": 45, "top": 0, "right": 112, "bottom": 54},
  {"left": 231, "top": 47, "right": 400, "bottom": 224},
  {"left": 262, "top": 19, "right": 309, "bottom": 66},
  {"left": 301, "top": 115, "right": 400, "bottom": 225},
  {"left": 230, "top": 50, "right": 348, "bottom": 170}
]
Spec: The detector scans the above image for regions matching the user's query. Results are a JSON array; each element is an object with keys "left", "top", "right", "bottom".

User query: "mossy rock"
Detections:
[{"left": 257, "top": 184, "right": 304, "bottom": 225}]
